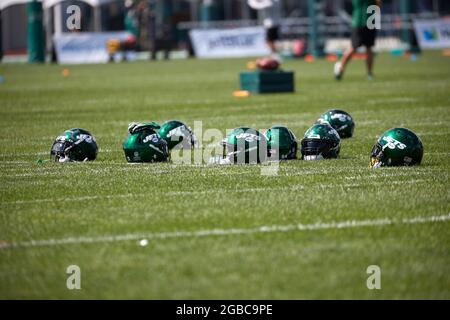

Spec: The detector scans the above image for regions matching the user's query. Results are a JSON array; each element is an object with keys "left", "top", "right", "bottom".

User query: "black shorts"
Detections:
[
  {"left": 266, "top": 26, "right": 279, "bottom": 42},
  {"left": 351, "top": 27, "right": 376, "bottom": 48}
]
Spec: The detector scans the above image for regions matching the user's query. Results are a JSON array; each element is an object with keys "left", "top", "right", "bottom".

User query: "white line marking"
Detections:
[
  {"left": 1, "top": 185, "right": 305, "bottom": 205},
  {"left": 1, "top": 178, "right": 438, "bottom": 206},
  {"left": 3, "top": 194, "right": 137, "bottom": 205},
  {"left": 1, "top": 213, "right": 449, "bottom": 250}
]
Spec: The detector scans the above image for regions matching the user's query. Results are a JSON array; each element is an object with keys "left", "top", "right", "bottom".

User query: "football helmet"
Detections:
[
  {"left": 370, "top": 128, "right": 423, "bottom": 168},
  {"left": 300, "top": 123, "right": 341, "bottom": 160},
  {"left": 316, "top": 109, "right": 355, "bottom": 138},
  {"left": 50, "top": 128, "right": 98, "bottom": 162},
  {"left": 123, "top": 122, "right": 169, "bottom": 163},
  {"left": 211, "top": 127, "right": 268, "bottom": 164},
  {"left": 158, "top": 120, "right": 197, "bottom": 150},
  {"left": 265, "top": 125, "right": 298, "bottom": 160}
]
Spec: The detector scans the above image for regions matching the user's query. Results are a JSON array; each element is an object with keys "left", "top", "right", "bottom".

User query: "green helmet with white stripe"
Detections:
[
  {"left": 316, "top": 109, "right": 355, "bottom": 138},
  {"left": 50, "top": 128, "right": 98, "bottom": 162},
  {"left": 158, "top": 120, "right": 197, "bottom": 150},
  {"left": 300, "top": 123, "right": 341, "bottom": 160},
  {"left": 370, "top": 128, "right": 423, "bottom": 168},
  {"left": 123, "top": 122, "right": 169, "bottom": 162},
  {"left": 215, "top": 127, "right": 268, "bottom": 164},
  {"left": 265, "top": 125, "right": 298, "bottom": 160}
]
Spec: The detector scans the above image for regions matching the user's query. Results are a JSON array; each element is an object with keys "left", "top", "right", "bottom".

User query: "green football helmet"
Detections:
[
  {"left": 211, "top": 127, "right": 268, "bottom": 164},
  {"left": 317, "top": 109, "right": 355, "bottom": 138},
  {"left": 50, "top": 128, "right": 98, "bottom": 162},
  {"left": 370, "top": 128, "right": 423, "bottom": 168},
  {"left": 265, "top": 125, "right": 298, "bottom": 160},
  {"left": 300, "top": 123, "right": 341, "bottom": 160},
  {"left": 158, "top": 120, "right": 197, "bottom": 150},
  {"left": 123, "top": 122, "right": 169, "bottom": 163}
]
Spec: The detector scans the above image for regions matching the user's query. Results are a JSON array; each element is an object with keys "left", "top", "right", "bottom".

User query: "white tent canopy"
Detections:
[{"left": 0, "top": 0, "right": 116, "bottom": 10}]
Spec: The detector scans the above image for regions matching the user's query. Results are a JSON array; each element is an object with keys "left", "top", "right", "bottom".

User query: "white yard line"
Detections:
[
  {"left": 1, "top": 178, "right": 439, "bottom": 206},
  {"left": 1, "top": 213, "right": 449, "bottom": 250},
  {"left": 1, "top": 185, "right": 305, "bottom": 205}
]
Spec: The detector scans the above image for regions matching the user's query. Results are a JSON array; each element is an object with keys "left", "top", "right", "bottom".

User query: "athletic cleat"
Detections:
[{"left": 334, "top": 61, "right": 343, "bottom": 80}]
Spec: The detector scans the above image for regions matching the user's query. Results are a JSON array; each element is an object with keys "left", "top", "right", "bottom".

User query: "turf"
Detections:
[{"left": 0, "top": 51, "right": 449, "bottom": 299}]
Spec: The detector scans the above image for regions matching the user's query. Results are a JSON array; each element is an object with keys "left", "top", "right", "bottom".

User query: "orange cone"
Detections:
[
  {"left": 233, "top": 90, "right": 250, "bottom": 97},
  {"left": 62, "top": 68, "right": 70, "bottom": 77},
  {"left": 304, "top": 54, "right": 314, "bottom": 62}
]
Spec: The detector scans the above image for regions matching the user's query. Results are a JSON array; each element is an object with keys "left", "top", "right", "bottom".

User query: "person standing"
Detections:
[
  {"left": 334, "top": 0, "right": 381, "bottom": 80},
  {"left": 124, "top": 0, "right": 139, "bottom": 39},
  {"left": 248, "top": 0, "right": 281, "bottom": 59}
]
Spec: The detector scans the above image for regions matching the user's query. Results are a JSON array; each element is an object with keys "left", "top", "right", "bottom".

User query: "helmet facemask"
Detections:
[
  {"left": 301, "top": 139, "right": 339, "bottom": 160},
  {"left": 154, "top": 138, "right": 170, "bottom": 160},
  {"left": 370, "top": 142, "right": 385, "bottom": 168},
  {"left": 220, "top": 140, "right": 261, "bottom": 164},
  {"left": 51, "top": 140, "right": 75, "bottom": 162},
  {"left": 222, "top": 141, "right": 245, "bottom": 164}
]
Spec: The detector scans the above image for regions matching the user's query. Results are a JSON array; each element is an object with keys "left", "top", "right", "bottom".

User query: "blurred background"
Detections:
[{"left": 1, "top": 0, "right": 450, "bottom": 63}]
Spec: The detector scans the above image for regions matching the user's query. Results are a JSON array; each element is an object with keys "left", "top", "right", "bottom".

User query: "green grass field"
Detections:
[{"left": 0, "top": 51, "right": 449, "bottom": 299}]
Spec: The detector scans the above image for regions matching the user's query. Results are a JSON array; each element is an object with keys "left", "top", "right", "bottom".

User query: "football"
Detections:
[{"left": 256, "top": 57, "right": 280, "bottom": 71}]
